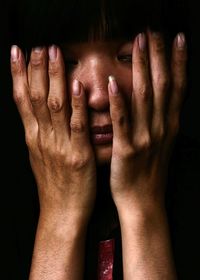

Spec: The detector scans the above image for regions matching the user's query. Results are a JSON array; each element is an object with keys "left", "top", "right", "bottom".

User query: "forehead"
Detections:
[
  {"left": 60, "top": 39, "right": 133, "bottom": 53},
  {"left": 60, "top": 37, "right": 131, "bottom": 49}
]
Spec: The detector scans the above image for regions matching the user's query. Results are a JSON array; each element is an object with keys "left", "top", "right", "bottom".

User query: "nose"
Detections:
[{"left": 78, "top": 56, "right": 113, "bottom": 112}]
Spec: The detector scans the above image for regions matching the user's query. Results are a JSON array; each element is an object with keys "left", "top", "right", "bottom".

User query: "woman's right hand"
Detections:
[{"left": 10, "top": 45, "right": 96, "bottom": 225}]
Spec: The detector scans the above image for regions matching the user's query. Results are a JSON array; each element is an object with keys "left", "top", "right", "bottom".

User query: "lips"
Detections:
[{"left": 91, "top": 124, "right": 113, "bottom": 145}]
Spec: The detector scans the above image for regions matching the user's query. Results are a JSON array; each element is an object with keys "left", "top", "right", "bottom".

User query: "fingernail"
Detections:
[
  {"left": 11, "top": 45, "right": 19, "bottom": 62},
  {"left": 138, "top": 33, "right": 146, "bottom": 51},
  {"left": 48, "top": 45, "right": 57, "bottom": 61},
  {"left": 108, "top": 75, "right": 119, "bottom": 95},
  {"left": 176, "top": 33, "right": 185, "bottom": 49},
  {"left": 33, "top": 46, "right": 43, "bottom": 53},
  {"left": 73, "top": 79, "right": 81, "bottom": 96}
]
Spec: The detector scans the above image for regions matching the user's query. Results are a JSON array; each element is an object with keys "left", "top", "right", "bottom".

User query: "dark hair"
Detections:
[{"left": 10, "top": 0, "right": 188, "bottom": 48}]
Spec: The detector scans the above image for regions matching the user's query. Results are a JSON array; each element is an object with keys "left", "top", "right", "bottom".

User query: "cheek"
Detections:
[{"left": 65, "top": 66, "right": 133, "bottom": 103}]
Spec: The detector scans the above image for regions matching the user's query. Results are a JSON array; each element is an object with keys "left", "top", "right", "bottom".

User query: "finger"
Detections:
[
  {"left": 108, "top": 75, "right": 130, "bottom": 147},
  {"left": 29, "top": 46, "right": 52, "bottom": 134},
  {"left": 28, "top": 62, "right": 31, "bottom": 86},
  {"left": 168, "top": 33, "right": 187, "bottom": 135},
  {"left": 132, "top": 33, "right": 152, "bottom": 142},
  {"left": 70, "top": 79, "right": 90, "bottom": 150},
  {"left": 48, "top": 45, "right": 69, "bottom": 138},
  {"left": 147, "top": 30, "right": 170, "bottom": 138},
  {"left": 10, "top": 45, "right": 37, "bottom": 135}
]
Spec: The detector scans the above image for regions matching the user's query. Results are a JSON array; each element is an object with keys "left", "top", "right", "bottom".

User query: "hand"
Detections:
[
  {"left": 108, "top": 30, "right": 187, "bottom": 211},
  {"left": 10, "top": 45, "right": 96, "bottom": 224}
]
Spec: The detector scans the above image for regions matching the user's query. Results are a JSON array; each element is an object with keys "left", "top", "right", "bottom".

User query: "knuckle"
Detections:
[
  {"left": 11, "top": 62, "right": 24, "bottom": 75},
  {"left": 153, "top": 125, "right": 166, "bottom": 142},
  {"left": 121, "top": 146, "right": 136, "bottom": 159},
  {"left": 48, "top": 96, "right": 63, "bottom": 113},
  {"left": 113, "top": 142, "right": 135, "bottom": 159},
  {"left": 72, "top": 101, "right": 83, "bottom": 111},
  {"left": 25, "top": 132, "right": 37, "bottom": 151},
  {"left": 48, "top": 63, "right": 60, "bottom": 76},
  {"left": 156, "top": 74, "right": 170, "bottom": 91},
  {"left": 71, "top": 153, "right": 90, "bottom": 170},
  {"left": 138, "top": 85, "right": 149, "bottom": 99},
  {"left": 175, "top": 79, "right": 187, "bottom": 93},
  {"left": 134, "top": 133, "right": 152, "bottom": 151},
  {"left": 52, "top": 147, "right": 67, "bottom": 162},
  {"left": 13, "top": 89, "right": 26, "bottom": 105},
  {"left": 30, "top": 89, "right": 45, "bottom": 105},
  {"left": 161, "top": 77, "right": 170, "bottom": 91},
  {"left": 70, "top": 121, "right": 86, "bottom": 133},
  {"left": 141, "top": 136, "right": 152, "bottom": 150},
  {"left": 30, "top": 57, "right": 44, "bottom": 69}
]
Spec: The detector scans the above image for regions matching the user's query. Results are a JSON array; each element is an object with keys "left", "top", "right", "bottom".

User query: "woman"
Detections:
[{"left": 9, "top": 0, "right": 196, "bottom": 279}]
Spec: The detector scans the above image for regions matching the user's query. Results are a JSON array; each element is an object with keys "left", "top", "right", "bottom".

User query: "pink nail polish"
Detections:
[
  {"left": 138, "top": 33, "right": 146, "bottom": 51},
  {"left": 11, "top": 45, "right": 19, "bottom": 62},
  {"left": 108, "top": 75, "right": 119, "bottom": 95},
  {"left": 73, "top": 79, "right": 81, "bottom": 96},
  {"left": 48, "top": 45, "right": 57, "bottom": 61},
  {"left": 177, "top": 33, "right": 185, "bottom": 49}
]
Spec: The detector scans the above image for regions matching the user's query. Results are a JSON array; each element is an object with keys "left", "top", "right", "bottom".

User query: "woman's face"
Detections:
[{"left": 61, "top": 40, "right": 133, "bottom": 164}]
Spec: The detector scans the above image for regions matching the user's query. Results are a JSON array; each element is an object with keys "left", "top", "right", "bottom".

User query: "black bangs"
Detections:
[{"left": 11, "top": 0, "right": 188, "bottom": 48}]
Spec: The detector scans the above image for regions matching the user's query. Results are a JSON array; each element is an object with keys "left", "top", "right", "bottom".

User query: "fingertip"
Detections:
[
  {"left": 10, "top": 45, "right": 27, "bottom": 76},
  {"left": 172, "top": 33, "right": 187, "bottom": 63},
  {"left": 72, "top": 79, "right": 81, "bottom": 96},
  {"left": 137, "top": 33, "right": 146, "bottom": 52},
  {"left": 48, "top": 45, "right": 58, "bottom": 62},
  {"left": 11, "top": 45, "right": 19, "bottom": 62},
  {"left": 176, "top": 33, "right": 186, "bottom": 50},
  {"left": 108, "top": 75, "right": 119, "bottom": 96}
]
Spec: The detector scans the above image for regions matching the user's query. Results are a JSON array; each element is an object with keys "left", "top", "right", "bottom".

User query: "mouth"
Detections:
[{"left": 91, "top": 124, "right": 113, "bottom": 145}]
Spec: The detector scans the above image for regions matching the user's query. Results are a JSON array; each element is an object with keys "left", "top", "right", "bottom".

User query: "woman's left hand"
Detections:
[{"left": 108, "top": 30, "right": 187, "bottom": 211}]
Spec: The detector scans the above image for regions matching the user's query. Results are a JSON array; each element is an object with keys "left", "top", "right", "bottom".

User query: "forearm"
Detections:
[
  {"left": 118, "top": 200, "right": 177, "bottom": 280},
  {"left": 29, "top": 212, "right": 87, "bottom": 280}
]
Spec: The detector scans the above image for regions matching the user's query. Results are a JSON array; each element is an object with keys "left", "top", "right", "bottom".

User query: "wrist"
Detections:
[
  {"left": 114, "top": 184, "right": 165, "bottom": 214},
  {"left": 30, "top": 209, "right": 88, "bottom": 279},
  {"left": 116, "top": 194, "right": 176, "bottom": 280},
  {"left": 116, "top": 194, "right": 167, "bottom": 228},
  {"left": 38, "top": 209, "right": 89, "bottom": 240}
]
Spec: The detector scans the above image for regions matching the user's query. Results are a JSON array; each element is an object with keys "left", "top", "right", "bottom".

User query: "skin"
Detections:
[{"left": 10, "top": 29, "right": 187, "bottom": 279}]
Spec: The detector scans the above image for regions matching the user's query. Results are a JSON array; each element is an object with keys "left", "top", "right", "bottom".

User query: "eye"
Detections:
[{"left": 118, "top": 55, "right": 132, "bottom": 63}]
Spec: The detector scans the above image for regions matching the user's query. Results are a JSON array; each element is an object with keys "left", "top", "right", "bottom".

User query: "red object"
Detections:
[{"left": 97, "top": 239, "right": 115, "bottom": 280}]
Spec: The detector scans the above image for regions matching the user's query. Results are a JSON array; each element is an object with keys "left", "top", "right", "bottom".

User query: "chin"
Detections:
[{"left": 93, "top": 144, "right": 112, "bottom": 165}]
